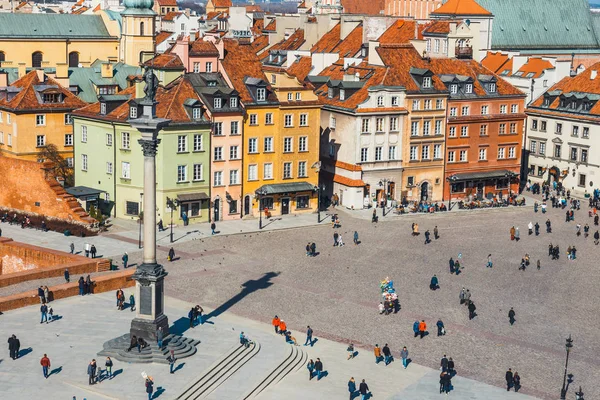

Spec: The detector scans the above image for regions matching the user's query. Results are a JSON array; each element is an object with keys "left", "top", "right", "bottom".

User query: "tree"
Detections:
[{"left": 38, "top": 144, "right": 74, "bottom": 187}]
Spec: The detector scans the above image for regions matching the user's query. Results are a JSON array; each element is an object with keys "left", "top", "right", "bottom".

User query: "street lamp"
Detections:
[
  {"left": 560, "top": 334, "right": 574, "bottom": 399},
  {"left": 166, "top": 197, "right": 179, "bottom": 243},
  {"left": 446, "top": 175, "right": 457, "bottom": 210},
  {"left": 313, "top": 185, "right": 321, "bottom": 223},
  {"left": 256, "top": 189, "right": 267, "bottom": 230},
  {"left": 379, "top": 178, "right": 391, "bottom": 216},
  {"left": 138, "top": 192, "right": 143, "bottom": 249},
  {"left": 575, "top": 387, "right": 584, "bottom": 400},
  {"left": 505, "top": 171, "right": 517, "bottom": 200}
]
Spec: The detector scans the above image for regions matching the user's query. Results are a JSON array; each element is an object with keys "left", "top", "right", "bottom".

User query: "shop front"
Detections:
[
  {"left": 446, "top": 170, "right": 519, "bottom": 201},
  {"left": 254, "top": 182, "right": 317, "bottom": 217}
]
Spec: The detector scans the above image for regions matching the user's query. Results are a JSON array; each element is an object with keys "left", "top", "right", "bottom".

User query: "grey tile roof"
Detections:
[
  {"left": 0, "top": 14, "right": 116, "bottom": 39},
  {"left": 68, "top": 62, "right": 142, "bottom": 103}
]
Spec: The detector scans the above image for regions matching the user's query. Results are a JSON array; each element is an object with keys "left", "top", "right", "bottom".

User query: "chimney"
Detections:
[
  {"left": 0, "top": 72, "right": 8, "bottom": 87},
  {"left": 35, "top": 69, "right": 45, "bottom": 82},
  {"left": 101, "top": 62, "right": 113, "bottom": 79},
  {"left": 591, "top": 70, "right": 597, "bottom": 80},
  {"left": 17, "top": 63, "right": 26, "bottom": 79},
  {"left": 135, "top": 80, "right": 145, "bottom": 99},
  {"left": 55, "top": 63, "right": 69, "bottom": 87}
]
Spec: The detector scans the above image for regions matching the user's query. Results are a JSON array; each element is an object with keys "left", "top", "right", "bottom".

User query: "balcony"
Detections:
[{"left": 455, "top": 45, "right": 473, "bottom": 59}]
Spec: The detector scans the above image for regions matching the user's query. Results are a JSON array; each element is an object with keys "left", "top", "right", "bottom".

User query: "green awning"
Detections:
[
  {"left": 450, "top": 170, "right": 516, "bottom": 182},
  {"left": 256, "top": 182, "right": 315, "bottom": 195}
]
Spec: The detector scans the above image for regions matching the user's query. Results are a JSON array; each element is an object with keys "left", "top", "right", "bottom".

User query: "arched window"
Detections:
[
  {"left": 32, "top": 51, "right": 43, "bottom": 68},
  {"left": 0, "top": 51, "right": 5, "bottom": 63},
  {"left": 140, "top": 22, "right": 144, "bottom": 36},
  {"left": 68, "top": 52, "right": 79, "bottom": 68}
]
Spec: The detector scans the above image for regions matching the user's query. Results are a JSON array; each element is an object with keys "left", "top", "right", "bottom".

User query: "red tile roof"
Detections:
[
  {"left": 322, "top": 171, "right": 365, "bottom": 187},
  {"left": 0, "top": 71, "right": 86, "bottom": 112},
  {"left": 143, "top": 53, "right": 185, "bottom": 70},
  {"left": 72, "top": 6, "right": 89, "bottom": 14},
  {"left": 251, "top": 19, "right": 264, "bottom": 35},
  {"left": 431, "top": 0, "right": 492, "bottom": 16},
  {"left": 311, "top": 23, "right": 363, "bottom": 58},
  {"left": 481, "top": 51, "right": 511, "bottom": 74},
  {"left": 251, "top": 35, "right": 270, "bottom": 53},
  {"left": 515, "top": 57, "right": 554, "bottom": 79},
  {"left": 93, "top": 4, "right": 100, "bottom": 12},
  {"left": 156, "top": 31, "right": 174, "bottom": 45},
  {"left": 258, "top": 29, "right": 305, "bottom": 60},
  {"left": 206, "top": 11, "right": 223, "bottom": 20},
  {"left": 15, "top": 1, "right": 29, "bottom": 9},
  {"left": 245, "top": 5, "right": 262, "bottom": 12},
  {"left": 189, "top": 39, "right": 220, "bottom": 56},
  {"left": 162, "top": 11, "right": 181, "bottom": 21},
  {"left": 341, "top": 0, "right": 385, "bottom": 15},
  {"left": 212, "top": 0, "right": 232, "bottom": 7},
  {"left": 422, "top": 20, "right": 453, "bottom": 35},
  {"left": 157, "top": 0, "right": 178, "bottom": 6},
  {"left": 264, "top": 19, "right": 276, "bottom": 31},
  {"left": 377, "top": 19, "right": 423, "bottom": 44},
  {"left": 286, "top": 56, "right": 313, "bottom": 82}
]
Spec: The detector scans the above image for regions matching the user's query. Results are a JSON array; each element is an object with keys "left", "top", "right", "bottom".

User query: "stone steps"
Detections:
[
  {"left": 242, "top": 344, "right": 307, "bottom": 399},
  {"left": 176, "top": 341, "right": 261, "bottom": 400},
  {"left": 98, "top": 334, "right": 200, "bottom": 364}
]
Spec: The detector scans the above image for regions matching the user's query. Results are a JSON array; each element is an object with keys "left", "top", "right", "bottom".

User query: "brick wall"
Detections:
[{"left": 0, "top": 269, "right": 135, "bottom": 312}]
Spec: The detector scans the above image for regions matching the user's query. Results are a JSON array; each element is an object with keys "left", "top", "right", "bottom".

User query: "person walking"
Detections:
[
  {"left": 88, "top": 359, "right": 97, "bottom": 385},
  {"left": 418, "top": 320, "right": 427, "bottom": 339},
  {"left": 436, "top": 319, "right": 445, "bottom": 336},
  {"left": 528, "top": 221, "right": 533, "bottom": 235},
  {"left": 535, "top": 222, "right": 540, "bottom": 236},
  {"left": 272, "top": 316, "right": 280, "bottom": 334},
  {"left": 314, "top": 358, "right": 324, "bottom": 380},
  {"left": 424, "top": 230, "right": 431, "bottom": 244},
  {"left": 64, "top": 269, "right": 70, "bottom": 283},
  {"left": 510, "top": 226, "right": 515, "bottom": 240},
  {"left": 546, "top": 219, "right": 552, "bottom": 233},
  {"left": 105, "top": 357, "right": 113, "bottom": 380},
  {"left": 347, "top": 343, "right": 355, "bottom": 360},
  {"left": 43, "top": 286, "right": 50, "bottom": 304},
  {"left": 129, "top": 293, "right": 135, "bottom": 311},
  {"left": 513, "top": 371, "right": 521, "bottom": 392},
  {"left": 279, "top": 320, "right": 287, "bottom": 335},
  {"left": 440, "top": 354, "right": 448, "bottom": 372},
  {"left": 167, "top": 350, "right": 176, "bottom": 374},
  {"left": 459, "top": 287, "right": 466, "bottom": 305},
  {"left": 506, "top": 368, "right": 514, "bottom": 391},
  {"left": 307, "top": 359, "right": 315, "bottom": 380},
  {"left": 373, "top": 344, "right": 382, "bottom": 364},
  {"left": 69, "top": 242, "right": 75, "bottom": 254},
  {"left": 429, "top": 275, "right": 439, "bottom": 290},
  {"left": 122, "top": 253, "right": 129, "bottom": 269},
  {"left": 359, "top": 379, "right": 370, "bottom": 400},
  {"left": 595, "top": 230, "right": 600, "bottom": 245},
  {"left": 449, "top": 257, "right": 455, "bottom": 274},
  {"left": 86, "top": 275, "right": 93, "bottom": 294},
  {"left": 8, "top": 334, "right": 20, "bottom": 360},
  {"left": 508, "top": 308, "right": 516, "bottom": 325},
  {"left": 353, "top": 231, "right": 359, "bottom": 245},
  {"left": 38, "top": 286, "right": 45, "bottom": 304},
  {"left": 333, "top": 232, "right": 339, "bottom": 247},
  {"left": 515, "top": 227, "right": 520, "bottom": 241},
  {"left": 486, "top": 254, "right": 493, "bottom": 268},
  {"left": 348, "top": 377, "right": 357, "bottom": 400},
  {"left": 78, "top": 277, "right": 85, "bottom": 296},
  {"left": 306, "top": 242, "right": 311, "bottom": 257},
  {"left": 40, "top": 354, "right": 51, "bottom": 378},
  {"left": 211, "top": 221, "right": 216, "bottom": 235},
  {"left": 84, "top": 242, "right": 90, "bottom": 257},
  {"left": 434, "top": 226, "right": 439, "bottom": 240},
  {"left": 168, "top": 247, "right": 175, "bottom": 262},
  {"left": 412, "top": 320, "right": 419, "bottom": 338},
  {"left": 304, "top": 325, "right": 313, "bottom": 346},
  {"left": 145, "top": 377, "right": 154, "bottom": 400},
  {"left": 448, "top": 357, "right": 455, "bottom": 376},
  {"left": 382, "top": 343, "right": 392, "bottom": 365},
  {"left": 157, "top": 327, "right": 164, "bottom": 349},
  {"left": 400, "top": 346, "right": 408, "bottom": 369},
  {"left": 468, "top": 301, "right": 477, "bottom": 320},
  {"left": 90, "top": 245, "right": 97, "bottom": 259},
  {"left": 40, "top": 303, "right": 48, "bottom": 324},
  {"left": 338, "top": 233, "right": 345, "bottom": 247}
]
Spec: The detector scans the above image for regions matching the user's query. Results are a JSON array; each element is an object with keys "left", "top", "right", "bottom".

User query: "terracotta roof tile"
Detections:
[
  {"left": 286, "top": 56, "right": 313, "bottom": 82},
  {"left": 311, "top": 23, "right": 363, "bottom": 57},
  {"left": 157, "top": 0, "right": 178, "bottom": 6},
  {"left": 189, "top": 39, "right": 220, "bottom": 56},
  {"left": 162, "top": 11, "right": 181, "bottom": 21},
  {"left": 0, "top": 71, "right": 86, "bottom": 112},
  {"left": 72, "top": 6, "right": 88, "bottom": 14},
  {"left": 515, "top": 57, "right": 554, "bottom": 79},
  {"left": 431, "top": 0, "right": 492, "bottom": 16},
  {"left": 212, "top": 0, "right": 232, "bottom": 7},
  {"left": 245, "top": 5, "right": 262, "bottom": 12},
  {"left": 143, "top": 53, "right": 185, "bottom": 70},
  {"left": 93, "top": 4, "right": 100, "bottom": 12},
  {"left": 377, "top": 19, "right": 422, "bottom": 44},
  {"left": 298, "top": 1, "right": 306, "bottom": 7},
  {"left": 322, "top": 171, "right": 365, "bottom": 187},
  {"left": 156, "top": 31, "right": 174, "bottom": 45},
  {"left": 206, "top": 11, "right": 223, "bottom": 20},
  {"left": 251, "top": 19, "right": 264, "bottom": 35},
  {"left": 258, "top": 29, "right": 305, "bottom": 60},
  {"left": 341, "top": 0, "right": 385, "bottom": 15},
  {"left": 251, "top": 34, "right": 269, "bottom": 52},
  {"left": 15, "top": 1, "right": 29, "bottom": 10},
  {"left": 264, "top": 19, "right": 276, "bottom": 31},
  {"left": 422, "top": 20, "right": 452, "bottom": 35},
  {"left": 481, "top": 51, "right": 511, "bottom": 74}
]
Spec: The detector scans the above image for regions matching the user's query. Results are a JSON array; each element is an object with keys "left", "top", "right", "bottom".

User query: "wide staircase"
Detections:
[{"left": 98, "top": 333, "right": 200, "bottom": 364}]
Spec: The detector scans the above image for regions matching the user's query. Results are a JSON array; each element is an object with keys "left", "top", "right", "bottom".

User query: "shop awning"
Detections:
[
  {"left": 177, "top": 192, "right": 209, "bottom": 202},
  {"left": 256, "top": 182, "right": 316, "bottom": 195},
  {"left": 66, "top": 186, "right": 105, "bottom": 199},
  {"left": 450, "top": 170, "right": 517, "bottom": 182}
]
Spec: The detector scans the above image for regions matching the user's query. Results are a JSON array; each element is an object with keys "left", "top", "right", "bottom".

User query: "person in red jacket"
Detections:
[
  {"left": 40, "top": 354, "right": 51, "bottom": 378},
  {"left": 278, "top": 320, "right": 287, "bottom": 335},
  {"left": 418, "top": 320, "right": 427, "bottom": 339},
  {"left": 271, "top": 315, "right": 280, "bottom": 334}
]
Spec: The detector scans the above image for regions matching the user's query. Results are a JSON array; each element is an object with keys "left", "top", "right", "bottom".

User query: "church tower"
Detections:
[{"left": 120, "top": 0, "right": 156, "bottom": 65}]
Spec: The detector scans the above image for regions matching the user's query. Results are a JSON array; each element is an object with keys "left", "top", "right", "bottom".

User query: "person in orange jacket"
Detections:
[
  {"left": 373, "top": 344, "right": 383, "bottom": 364},
  {"left": 418, "top": 320, "right": 427, "bottom": 339},
  {"left": 279, "top": 320, "right": 287, "bottom": 335},
  {"left": 272, "top": 315, "right": 280, "bottom": 334}
]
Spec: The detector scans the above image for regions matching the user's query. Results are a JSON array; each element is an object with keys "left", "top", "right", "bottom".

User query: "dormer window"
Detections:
[
  {"left": 465, "top": 84, "right": 473, "bottom": 94},
  {"left": 257, "top": 88, "right": 266, "bottom": 101},
  {"left": 43, "top": 93, "right": 61, "bottom": 103},
  {"left": 129, "top": 106, "right": 137, "bottom": 119},
  {"left": 214, "top": 98, "right": 222, "bottom": 109},
  {"left": 450, "top": 84, "right": 458, "bottom": 94},
  {"left": 295, "top": 92, "right": 301, "bottom": 101},
  {"left": 377, "top": 96, "right": 384, "bottom": 107},
  {"left": 543, "top": 97, "right": 550, "bottom": 107},
  {"left": 192, "top": 107, "right": 202, "bottom": 119},
  {"left": 328, "top": 87, "right": 334, "bottom": 99},
  {"left": 339, "top": 89, "right": 345, "bottom": 101},
  {"left": 423, "top": 77, "right": 432, "bottom": 89},
  {"left": 489, "top": 83, "right": 496, "bottom": 93},
  {"left": 230, "top": 97, "right": 238, "bottom": 108},
  {"left": 271, "top": 74, "right": 276, "bottom": 84},
  {"left": 287, "top": 93, "right": 293, "bottom": 101},
  {"left": 100, "top": 102, "right": 107, "bottom": 115},
  {"left": 560, "top": 99, "right": 566, "bottom": 108},
  {"left": 583, "top": 102, "right": 591, "bottom": 111},
  {"left": 570, "top": 101, "right": 577, "bottom": 110}
]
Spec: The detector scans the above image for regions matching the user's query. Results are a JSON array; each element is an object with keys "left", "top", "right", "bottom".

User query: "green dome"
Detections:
[{"left": 123, "top": 0, "right": 154, "bottom": 9}]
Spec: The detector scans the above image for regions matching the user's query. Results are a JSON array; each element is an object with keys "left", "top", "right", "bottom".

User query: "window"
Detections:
[
  {"left": 460, "top": 126, "right": 468, "bottom": 137},
  {"left": 424, "top": 99, "right": 432, "bottom": 110},
  {"left": 539, "top": 142, "right": 546, "bottom": 155},
  {"left": 230, "top": 121, "right": 239, "bottom": 135},
  {"left": 510, "top": 123, "right": 517, "bottom": 134},
  {"left": 376, "top": 118, "right": 384, "bottom": 132},
  {"left": 389, "top": 146, "right": 397, "bottom": 160},
  {"left": 214, "top": 98, "right": 222, "bottom": 109},
  {"left": 64, "top": 114, "right": 72, "bottom": 125},
  {"left": 248, "top": 164, "right": 257, "bottom": 181},
  {"left": 192, "top": 134, "right": 202, "bottom": 152},
  {"left": 500, "top": 105, "right": 507, "bottom": 114},
  {"left": 450, "top": 84, "right": 458, "bottom": 94},
  {"left": 330, "top": 116, "right": 336, "bottom": 129},
  {"left": 434, "top": 39, "right": 440, "bottom": 53},
  {"left": 375, "top": 146, "right": 382, "bottom": 161},
  {"left": 530, "top": 140, "right": 537, "bottom": 154},
  {"left": 426, "top": 38, "right": 431, "bottom": 52},
  {"left": 423, "top": 120, "right": 430, "bottom": 136},
  {"left": 508, "top": 147, "right": 516, "bottom": 159},
  {"left": 541, "top": 121, "right": 547, "bottom": 131},
  {"left": 106, "top": 162, "right": 113, "bottom": 174},
  {"left": 498, "top": 147, "right": 506, "bottom": 159},
  {"left": 230, "top": 97, "right": 238, "bottom": 108},
  {"left": 449, "top": 107, "right": 457, "bottom": 117},
  {"left": 205, "top": 62, "right": 213, "bottom": 72},
  {"left": 261, "top": 197, "right": 274, "bottom": 210},
  {"left": 271, "top": 74, "right": 277, "bottom": 84},
  {"left": 411, "top": 121, "right": 419, "bottom": 136},
  {"left": 35, "top": 114, "right": 45, "bottom": 126},
  {"left": 465, "top": 84, "right": 473, "bottom": 94},
  {"left": 479, "top": 148, "right": 487, "bottom": 160},
  {"left": 481, "top": 105, "right": 488, "bottom": 115},
  {"left": 66, "top": 157, "right": 73, "bottom": 168},
  {"left": 6, "top": 114, "right": 9, "bottom": 124},
  {"left": 570, "top": 147, "right": 578, "bottom": 161},
  {"left": 556, "top": 123, "right": 562, "bottom": 134},
  {"left": 449, "top": 126, "right": 456, "bottom": 137},
  {"left": 36, "top": 135, "right": 45, "bottom": 147},
  {"left": 461, "top": 106, "right": 469, "bottom": 116},
  {"left": 390, "top": 117, "right": 399, "bottom": 131},
  {"left": 284, "top": 137, "right": 293, "bottom": 153},
  {"left": 299, "top": 136, "right": 307, "bottom": 152},
  {"left": 554, "top": 144, "right": 562, "bottom": 158},
  {"left": 510, "top": 104, "right": 518, "bottom": 113},
  {"left": 249, "top": 114, "right": 258, "bottom": 125},
  {"left": 213, "top": 171, "right": 223, "bottom": 186},
  {"left": 410, "top": 146, "right": 418, "bottom": 161},
  {"left": 489, "top": 83, "right": 497, "bottom": 93},
  {"left": 129, "top": 106, "right": 137, "bottom": 119},
  {"left": 436, "top": 99, "right": 443, "bottom": 109},
  {"left": 297, "top": 195, "right": 309, "bottom": 209},
  {"left": 421, "top": 145, "right": 430, "bottom": 160},
  {"left": 480, "top": 124, "right": 488, "bottom": 136},
  {"left": 362, "top": 119, "right": 370, "bottom": 133},
  {"left": 120, "top": 132, "right": 130, "bottom": 149},
  {"left": 499, "top": 123, "right": 506, "bottom": 135},
  {"left": 531, "top": 119, "right": 538, "bottom": 130},
  {"left": 391, "top": 96, "right": 399, "bottom": 106},
  {"left": 447, "top": 151, "right": 455, "bottom": 162},
  {"left": 407, "top": 176, "right": 415, "bottom": 186},
  {"left": 265, "top": 113, "right": 273, "bottom": 125},
  {"left": 423, "top": 77, "right": 432, "bottom": 88},
  {"left": 121, "top": 161, "right": 130, "bottom": 178},
  {"left": 140, "top": 21, "right": 144, "bottom": 35},
  {"left": 296, "top": 92, "right": 301, "bottom": 101},
  {"left": 214, "top": 122, "right": 223, "bottom": 136},
  {"left": 256, "top": 88, "right": 266, "bottom": 101},
  {"left": 230, "top": 145, "right": 239, "bottom": 160},
  {"left": 264, "top": 137, "right": 273, "bottom": 152},
  {"left": 284, "top": 114, "right": 293, "bottom": 127},
  {"left": 193, "top": 62, "right": 200, "bottom": 73},
  {"left": 328, "top": 88, "right": 334, "bottom": 99},
  {"left": 434, "top": 144, "right": 442, "bottom": 159},
  {"left": 7, "top": 133, "right": 11, "bottom": 146},
  {"left": 214, "top": 146, "right": 223, "bottom": 161},
  {"left": 298, "top": 161, "right": 307, "bottom": 177},
  {"left": 459, "top": 150, "right": 467, "bottom": 162},
  {"left": 288, "top": 93, "right": 293, "bottom": 101},
  {"left": 583, "top": 127, "right": 590, "bottom": 138},
  {"left": 412, "top": 100, "right": 420, "bottom": 110},
  {"left": 248, "top": 138, "right": 257, "bottom": 153},
  {"left": 193, "top": 163, "right": 203, "bottom": 181},
  {"left": 125, "top": 201, "right": 139, "bottom": 216},
  {"left": 361, "top": 148, "right": 368, "bottom": 162},
  {"left": 377, "top": 96, "right": 384, "bottom": 106},
  {"left": 300, "top": 113, "right": 308, "bottom": 126},
  {"left": 538, "top": 166, "right": 544, "bottom": 177},
  {"left": 177, "top": 135, "right": 188, "bottom": 152},
  {"left": 65, "top": 134, "right": 73, "bottom": 146},
  {"left": 192, "top": 107, "right": 200, "bottom": 119},
  {"left": 283, "top": 162, "right": 292, "bottom": 179},
  {"left": 100, "top": 103, "right": 107, "bottom": 115},
  {"left": 581, "top": 149, "right": 588, "bottom": 163},
  {"left": 230, "top": 169, "right": 239, "bottom": 185},
  {"left": 579, "top": 173, "right": 587, "bottom": 187},
  {"left": 572, "top": 126, "right": 579, "bottom": 137},
  {"left": 32, "top": 51, "right": 43, "bottom": 68}
]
